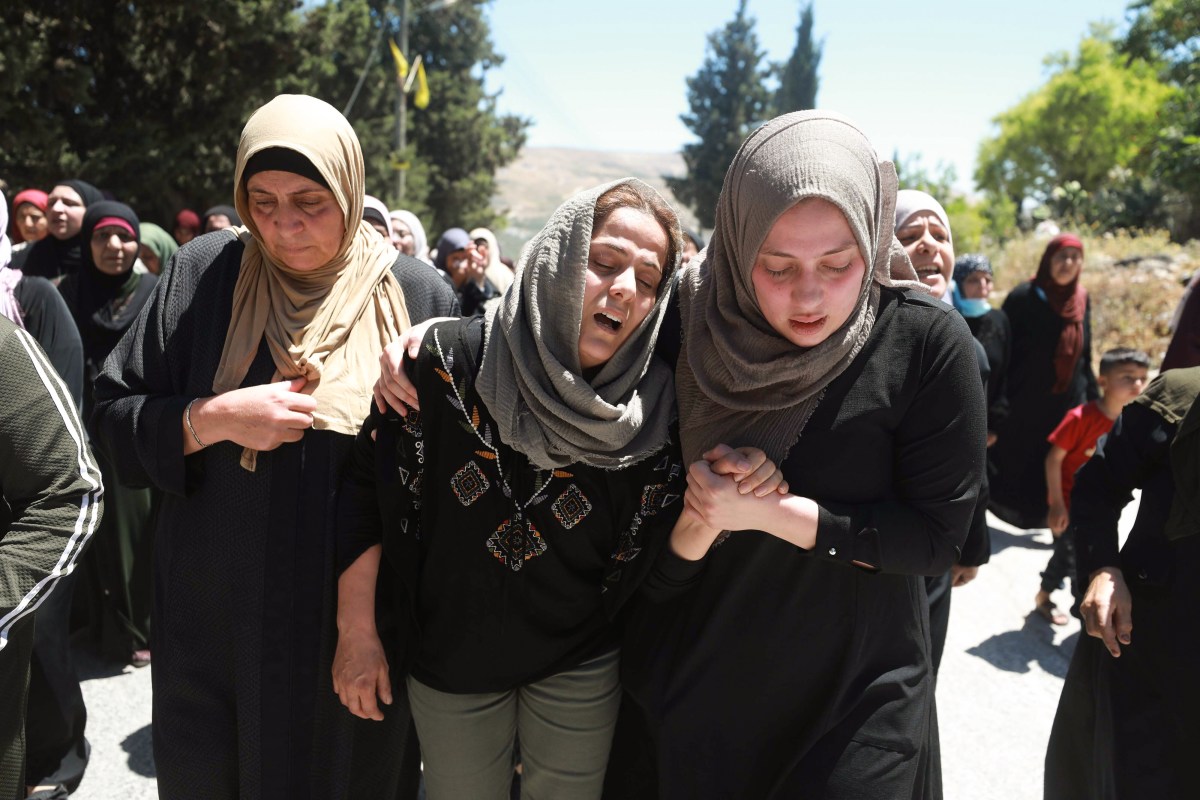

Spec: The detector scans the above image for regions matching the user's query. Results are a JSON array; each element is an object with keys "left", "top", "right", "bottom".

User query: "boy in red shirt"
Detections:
[{"left": 1035, "top": 348, "right": 1150, "bottom": 624}]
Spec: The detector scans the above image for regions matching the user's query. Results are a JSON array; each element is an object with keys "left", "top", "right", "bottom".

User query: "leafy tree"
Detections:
[
  {"left": 894, "top": 152, "right": 988, "bottom": 251},
  {"left": 667, "top": 0, "right": 771, "bottom": 230},
  {"left": 1120, "top": 0, "right": 1200, "bottom": 238},
  {"left": 974, "top": 33, "right": 1173, "bottom": 227},
  {"left": 774, "top": 2, "right": 821, "bottom": 114},
  {"left": 405, "top": 0, "right": 529, "bottom": 234},
  {"left": 0, "top": 0, "right": 304, "bottom": 225}
]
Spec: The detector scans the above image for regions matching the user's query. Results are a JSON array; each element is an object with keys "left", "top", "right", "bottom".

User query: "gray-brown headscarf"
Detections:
[
  {"left": 677, "top": 111, "right": 926, "bottom": 466},
  {"left": 476, "top": 178, "right": 679, "bottom": 470},
  {"left": 212, "top": 94, "right": 411, "bottom": 468}
]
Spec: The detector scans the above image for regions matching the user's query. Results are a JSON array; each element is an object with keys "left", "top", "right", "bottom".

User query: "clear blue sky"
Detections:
[{"left": 482, "top": 0, "right": 1134, "bottom": 193}]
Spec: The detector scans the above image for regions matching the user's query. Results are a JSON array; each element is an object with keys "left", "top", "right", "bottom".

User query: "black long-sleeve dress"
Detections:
[
  {"left": 1043, "top": 369, "right": 1200, "bottom": 799},
  {"left": 622, "top": 289, "right": 987, "bottom": 799},
  {"left": 988, "top": 281, "right": 1098, "bottom": 529},
  {"left": 964, "top": 307, "right": 1011, "bottom": 435},
  {"left": 91, "top": 232, "right": 459, "bottom": 800}
]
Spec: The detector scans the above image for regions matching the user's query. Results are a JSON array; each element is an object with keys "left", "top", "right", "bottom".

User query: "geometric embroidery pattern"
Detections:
[
  {"left": 640, "top": 483, "right": 678, "bottom": 517},
  {"left": 551, "top": 484, "right": 592, "bottom": 530},
  {"left": 487, "top": 517, "right": 547, "bottom": 572},
  {"left": 450, "top": 460, "right": 489, "bottom": 506}
]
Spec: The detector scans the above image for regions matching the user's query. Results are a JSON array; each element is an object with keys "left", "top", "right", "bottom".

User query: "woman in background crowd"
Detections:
[
  {"left": 18, "top": 180, "right": 103, "bottom": 282},
  {"left": 390, "top": 209, "right": 430, "bottom": 263},
  {"left": 202, "top": 204, "right": 240, "bottom": 233},
  {"left": 138, "top": 222, "right": 179, "bottom": 276},
  {"left": 893, "top": 188, "right": 991, "bottom": 677},
  {"left": 468, "top": 226, "right": 514, "bottom": 295},
  {"left": 10, "top": 188, "right": 49, "bottom": 255},
  {"left": 952, "top": 253, "right": 1011, "bottom": 444},
  {"left": 988, "top": 234, "right": 1097, "bottom": 530},
  {"left": 173, "top": 209, "right": 201, "bottom": 246},
  {"left": 435, "top": 227, "right": 498, "bottom": 316},
  {"left": 362, "top": 195, "right": 393, "bottom": 242},
  {"left": 59, "top": 201, "right": 158, "bottom": 669}
]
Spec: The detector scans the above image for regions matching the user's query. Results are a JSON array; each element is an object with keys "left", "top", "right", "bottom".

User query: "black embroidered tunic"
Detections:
[{"left": 338, "top": 317, "right": 685, "bottom": 694}]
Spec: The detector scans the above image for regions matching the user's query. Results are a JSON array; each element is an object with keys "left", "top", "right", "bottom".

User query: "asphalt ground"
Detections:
[{"left": 68, "top": 506, "right": 1136, "bottom": 799}]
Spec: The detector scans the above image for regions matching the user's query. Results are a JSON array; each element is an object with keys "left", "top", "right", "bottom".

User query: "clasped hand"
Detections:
[{"left": 683, "top": 444, "right": 789, "bottom": 533}]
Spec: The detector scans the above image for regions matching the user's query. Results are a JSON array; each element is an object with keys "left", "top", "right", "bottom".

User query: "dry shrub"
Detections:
[{"left": 983, "top": 229, "right": 1197, "bottom": 370}]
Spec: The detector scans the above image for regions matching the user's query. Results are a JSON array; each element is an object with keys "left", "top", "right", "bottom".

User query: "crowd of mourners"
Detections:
[{"left": 1, "top": 93, "right": 1198, "bottom": 800}]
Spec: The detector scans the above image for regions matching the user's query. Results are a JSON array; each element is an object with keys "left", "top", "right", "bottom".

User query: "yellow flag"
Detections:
[
  {"left": 388, "top": 39, "right": 408, "bottom": 82},
  {"left": 414, "top": 58, "right": 430, "bottom": 109}
]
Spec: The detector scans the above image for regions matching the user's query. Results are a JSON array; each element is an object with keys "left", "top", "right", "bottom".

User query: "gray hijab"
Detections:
[
  {"left": 476, "top": 178, "right": 679, "bottom": 470},
  {"left": 677, "top": 111, "right": 925, "bottom": 466}
]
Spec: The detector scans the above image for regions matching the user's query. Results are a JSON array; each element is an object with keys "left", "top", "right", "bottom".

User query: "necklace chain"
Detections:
[{"left": 434, "top": 328, "right": 555, "bottom": 514}]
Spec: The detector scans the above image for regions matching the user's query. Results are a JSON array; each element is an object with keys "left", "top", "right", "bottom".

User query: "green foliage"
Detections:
[
  {"left": 773, "top": 2, "right": 821, "bottom": 115},
  {"left": 667, "top": 0, "right": 771, "bottom": 230},
  {"left": 894, "top": 152, "right": 958, "bottom": 201},
  {"left": 0, "top": 0, "right": 304, "bottom": 225},
  {"left": 285, "top": 0, "right": 528, "bottom": 235},
  {"left": 405, "top": 0, "right": 529, "bottom": 234},
  {"left": 0, "top": 0, "right": 526, "bottom": 234},
  {"left": 1120, "top": 0, "right": 1200, "bottom": 239},
  {"left": 974, "top": 35, "right": 1173, "bottom": 225}
]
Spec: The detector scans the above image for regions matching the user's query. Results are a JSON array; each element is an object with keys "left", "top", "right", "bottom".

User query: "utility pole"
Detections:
[{"left": 396, "top": 0, "right": 410, "bottom": 204}]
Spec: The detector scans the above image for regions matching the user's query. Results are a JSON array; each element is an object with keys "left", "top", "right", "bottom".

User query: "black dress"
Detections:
[
  {"left": 60, "top": 267, "right": 159, "bottom": 661},
  {"left": 91, "top": 232, "right": 460, "bottom": 800},
  {"left": 964, "top": 307, "right": 1011, "bottom": 435},
  {"left": 1043, "top": 380, "right": 1195, "bottom": 799},
  {"left": 622, "top": 289, "right": 987, "bottom": 799},
  {"left": 988, "top": 281, "right": 1098, "bottom": 529}
]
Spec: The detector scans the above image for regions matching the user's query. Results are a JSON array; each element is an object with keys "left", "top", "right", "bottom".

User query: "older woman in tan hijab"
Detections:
[{"left": 92, "top": 94, "right": 459, "bottom": 800}]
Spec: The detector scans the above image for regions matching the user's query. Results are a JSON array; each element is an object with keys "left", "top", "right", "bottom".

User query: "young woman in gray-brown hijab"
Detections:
[
  {"left": 620, "top": 111, "right": 987, "bottom": 799},
  {"left": 333, "top": 178, "right": 784, "bottom": 800}
]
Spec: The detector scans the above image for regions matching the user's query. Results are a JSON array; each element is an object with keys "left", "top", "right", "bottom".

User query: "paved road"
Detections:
[{"left": 70, "top": 508, "right": 1132, "bottom": 799}]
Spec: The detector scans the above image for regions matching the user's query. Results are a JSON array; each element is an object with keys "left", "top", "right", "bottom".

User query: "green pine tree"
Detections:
[
  {"left": 667, "top": 0, "right": 771, "bottom": 230},
  {"left": 774, "top": 2, "right": 822, "bottom": 114}
]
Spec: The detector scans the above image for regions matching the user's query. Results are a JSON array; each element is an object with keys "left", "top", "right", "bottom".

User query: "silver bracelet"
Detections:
[{"left": 185, "top": 398, "right": 209, "bottom": 448}]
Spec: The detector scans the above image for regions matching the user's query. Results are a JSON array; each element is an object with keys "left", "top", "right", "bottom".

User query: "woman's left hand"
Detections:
[
  {"left": 684, "top": 460, "right": 778, "bottom": 534},
  {"left": 704, "top": 443, "right": 789, "bottom": 496}
]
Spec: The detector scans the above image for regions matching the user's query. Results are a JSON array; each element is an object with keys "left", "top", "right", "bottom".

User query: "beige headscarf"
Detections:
[
  {"left": 476, "top": 178, "right": 679, "bottom": 470},
  {"left": 677, "top": 111, "right": 926, "bottom": 466},
  {"left": 469, "top": 227, "right": 514, "bottom": 295},
  {"left": 212, "top": 94, "right": 411, "bottom": 468}
]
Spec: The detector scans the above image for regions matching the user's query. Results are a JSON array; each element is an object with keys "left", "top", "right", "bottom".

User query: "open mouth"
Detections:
[
  {"left": 789, "top": 316, "right": 825, "bottom": 335},
  {"left": 594, "top": 311, "right": 623, "bottom": 333}
]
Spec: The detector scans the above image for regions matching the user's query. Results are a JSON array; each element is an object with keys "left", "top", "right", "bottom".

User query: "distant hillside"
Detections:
[{"left": 491, "top": 147, "right": 700, "bottom": 261}]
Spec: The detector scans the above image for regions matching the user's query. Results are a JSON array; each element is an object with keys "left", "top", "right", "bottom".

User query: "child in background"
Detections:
[{"left": 1035, "top": 347, "right": 1150, "bottom": 624}]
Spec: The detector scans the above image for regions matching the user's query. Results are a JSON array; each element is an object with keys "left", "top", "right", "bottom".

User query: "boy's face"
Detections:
[{"left": 1099, "top": 364, "right": 1149, "bottom": 406}]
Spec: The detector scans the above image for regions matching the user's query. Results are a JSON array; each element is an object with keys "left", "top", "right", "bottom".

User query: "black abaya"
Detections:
[
  {"left": 91, "top": 232, "right": 459, "bottom": 799},
  {"left": 989, "top": 282, "right": 1097, "bottom": 529}
]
